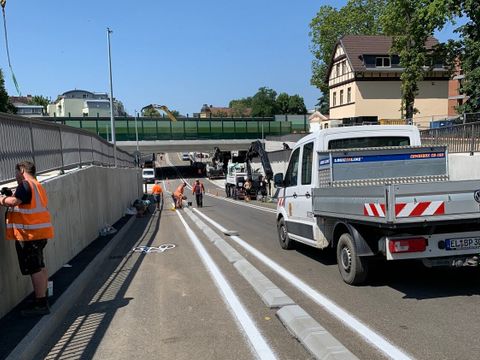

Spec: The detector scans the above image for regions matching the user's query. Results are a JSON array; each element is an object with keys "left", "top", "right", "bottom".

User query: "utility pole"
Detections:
[{"left": 107, "top": 27, "right": 117, "bottom": 167}]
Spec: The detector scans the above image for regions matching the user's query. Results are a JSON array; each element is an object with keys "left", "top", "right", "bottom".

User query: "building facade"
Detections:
[
  {"left": 327, "top": 36, "right": 450, "bottom": 126},
  {"left": 9, "top": 96, "right": 45, "bottom": 117},
  {"left": 47, "top": 90, "right": 125, "bottom": 117}
]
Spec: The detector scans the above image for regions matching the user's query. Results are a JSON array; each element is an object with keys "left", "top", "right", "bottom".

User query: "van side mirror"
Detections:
[{"left": 273, "top": 173, "right": 284, "bottom": 188}]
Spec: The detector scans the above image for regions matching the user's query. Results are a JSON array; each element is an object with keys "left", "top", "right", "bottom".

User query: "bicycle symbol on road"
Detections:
[{"left": 132, "top": 244, "right": 176, "bottom": 254}]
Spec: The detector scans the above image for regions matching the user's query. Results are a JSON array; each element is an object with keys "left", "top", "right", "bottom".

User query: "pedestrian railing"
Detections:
[
  {"left": 0, "top": 113, "right": 135, "bottom": 184},
  {"left": 43, "top": 116, "right": 299, "bottom": 141},
  {"left": 420, "top": 121, "right": 480, "bottom": 154}
]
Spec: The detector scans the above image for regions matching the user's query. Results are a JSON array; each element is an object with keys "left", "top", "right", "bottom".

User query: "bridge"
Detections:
[{"left": 46, "top": 116, "right": 309, "bottom": 141}]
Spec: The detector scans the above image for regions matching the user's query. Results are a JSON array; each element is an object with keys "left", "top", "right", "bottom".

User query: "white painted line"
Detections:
[
  {"left": 175, "top": 210, "right": 277, "bottom": 360},
  {"left": 192, "top": 209, "right": 414, "bottom": 360}
]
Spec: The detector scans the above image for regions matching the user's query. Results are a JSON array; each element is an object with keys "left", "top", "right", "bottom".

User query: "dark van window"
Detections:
[
  {"left": 284, "top": 148, "right": 300, "bottom": 187},
  {"left": 328, "top": 136, "right": 410, "bottom": 149},
  {"left": 301, "top": 142, "right": 314, "bottom": 185}
]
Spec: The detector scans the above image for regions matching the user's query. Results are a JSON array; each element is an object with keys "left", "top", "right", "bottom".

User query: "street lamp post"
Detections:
[
  {"left": 107, "top": 27, "right": 117, "bottom": 167},
  {"left": 135, "top": 110, "right": 139, "bottom": 152}
]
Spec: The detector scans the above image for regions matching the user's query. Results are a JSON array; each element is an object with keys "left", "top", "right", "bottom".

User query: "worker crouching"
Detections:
[{"left": 173, "top": 182, "right": 187, "bottom": 209}]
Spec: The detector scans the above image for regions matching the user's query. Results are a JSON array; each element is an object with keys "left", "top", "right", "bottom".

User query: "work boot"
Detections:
[{"left": 21, "top": 298, "right": 50, "bottom": 317}]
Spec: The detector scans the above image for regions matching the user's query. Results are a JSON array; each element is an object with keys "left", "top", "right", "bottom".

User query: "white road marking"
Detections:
[
  {"left": 175, "top": 210, "right": 277, "bottom": 360},
  {"left": 192, "top": 209, "right": 414, "bottom": 360}
]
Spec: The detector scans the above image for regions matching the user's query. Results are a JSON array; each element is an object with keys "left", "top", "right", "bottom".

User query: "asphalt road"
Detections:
[{"left": 37, "top": 153, "right": 480, "bottom": 360}]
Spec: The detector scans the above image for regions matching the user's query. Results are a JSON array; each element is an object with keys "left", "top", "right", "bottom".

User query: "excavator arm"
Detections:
[
  {"left": 142, "top": 104, "right": 177, "bottom": 121},
  {"left": 245, "top": 140, "right": 273, "bottom": 182}
]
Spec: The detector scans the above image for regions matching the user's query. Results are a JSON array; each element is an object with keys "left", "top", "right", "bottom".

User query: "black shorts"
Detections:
[
  {"left": 154, "top": 194, "right": 161, "bottom": 203},
  {"left": 15, "top": 239, "right": 47, "bottom": 275}
]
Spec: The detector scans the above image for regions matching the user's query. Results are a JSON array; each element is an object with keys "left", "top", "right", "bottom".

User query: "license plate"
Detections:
[{"left": 445, "top": 237, "right": 480, "bottom": 250}]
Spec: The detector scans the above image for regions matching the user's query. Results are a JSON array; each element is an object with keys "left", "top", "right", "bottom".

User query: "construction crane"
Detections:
[{"left": 142, "top": 104, "right": 177, "bottom": 121}]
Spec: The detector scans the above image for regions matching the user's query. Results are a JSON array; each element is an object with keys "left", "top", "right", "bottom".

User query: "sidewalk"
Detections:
[
  {"left": 0, "top": 213, "right": 134, "bottom": 360},
  {"left": 3, "top": 204, "right": 256, "bottom": 360}
]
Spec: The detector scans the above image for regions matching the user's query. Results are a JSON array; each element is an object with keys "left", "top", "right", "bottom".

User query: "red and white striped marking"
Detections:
[
  {"left": 363, "top": 203, "right": 386, "bottom": 217},
  {"left": 278, "top": 197, "right": 285, "bottom": 207},
  {"left": 395, "top": 201, "right": 445, "bottom": 217},
  {"left": 364, "top": 201, "right": 445, "bottom": 218}
]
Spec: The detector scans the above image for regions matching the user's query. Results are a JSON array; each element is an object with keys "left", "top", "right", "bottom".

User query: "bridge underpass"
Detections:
[{"left": 117, "top": 138, "right": 262, "bottom": 153}]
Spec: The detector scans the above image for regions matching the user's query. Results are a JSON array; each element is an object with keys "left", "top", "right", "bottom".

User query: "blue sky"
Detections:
[{"left": 0, "top": 0, "right": 466, "bottom": 116}]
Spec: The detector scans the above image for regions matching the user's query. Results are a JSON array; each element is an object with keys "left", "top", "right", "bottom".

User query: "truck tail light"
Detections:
[{"left": 389, "top": 237, "right": 427, "bottom": 253}]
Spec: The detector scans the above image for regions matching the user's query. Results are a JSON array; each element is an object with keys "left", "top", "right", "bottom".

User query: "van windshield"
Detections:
[
  {"left": 143, "top": 170, "right": 154, "bottom": 175},
  {"left": 328, "top": 136, "right": 410, "bottom": 149}
]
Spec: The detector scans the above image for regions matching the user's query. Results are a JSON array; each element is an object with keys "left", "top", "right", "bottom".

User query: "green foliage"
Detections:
[
  {"left": 316, "top": 94, "right": 330, "bottom": 115},
  {"left": 287, "top": 95, "right": 307, "bottom": 114},
  {"left": 0, "top": 69, "right": 16, "bottom": 114},
  {"left": 229, "top": 97, "right": 252, "bottom": 117},
  {"left": 251, "top": 87, "right": 278, "bottom": 117},
  {"left": 28, "top": 95, "right": 50, "bottom": 111},
  {"left": 309, "top": 0, "right": 386, "bottom": 93},
  {"left": 143, "top": 107, "right": 160, "bottom": 117},
  {"left": 275, "top": 93, "right": 307, "bottom": 114},
  {"left": 455, "top": 0, "right": 480, "bottom": 113},
  {"left": 381, "top": 0, "right": 479, "bottom": 118},
  {"left": 276, "top": 93, "right": 290, "bottom": 114},
  {"left": 229, "top": 89, "right": 307, "bottom": 116}
]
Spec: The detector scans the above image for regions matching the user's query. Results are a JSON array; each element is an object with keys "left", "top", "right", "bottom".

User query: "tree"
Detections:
[
  {"left": 276, "top": 93, "right": 290, "bottom": 114},
  {"left": 455, "top": 0, "right": 480, "bottom": 113},
  {"left": 229, "top": 97, "right": 252, "bottom": 117},
  {"left": 381, "top": 0, "right": 458, "bottom": 119},
  {"left": 309, "top": 0, "right": 387, "bottom": 96},
  {"left": 143, "top": 107, "right": 160, "bottom": 117},
  {"left": 288, "top": 95, "right": 307, "bottom": 114},
  {"left": 251, "top": 87, "right": 278, "bottom": 117},
  {"left": 0, "top": 69, "right": 16, "bottom": 114},
  {"left": 29, "top": 95, "right": 50, "bottom": 112}
]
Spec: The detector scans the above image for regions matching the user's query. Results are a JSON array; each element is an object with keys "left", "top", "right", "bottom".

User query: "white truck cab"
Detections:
[
  {"left": 273, "top": 125, "right": 480, "bottom": 285},
  {"left": 276, "top": 125, "right": 421, "bottom": 249}
]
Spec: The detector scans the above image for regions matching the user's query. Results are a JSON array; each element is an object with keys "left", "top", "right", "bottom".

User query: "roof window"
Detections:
[{"left": 376, "top": 57, "right": 391, "bottom": 68}]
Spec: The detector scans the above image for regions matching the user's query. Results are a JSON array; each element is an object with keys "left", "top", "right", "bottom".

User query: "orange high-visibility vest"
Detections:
[
  {"left": 173, "top": 185, "right": 184, "bottom": 198},
  {"left": 6, "top": 179, "right": 54, "bottom": 241},
  {"left": 152, "top": 184, "right": 163, "bottom": 195}
]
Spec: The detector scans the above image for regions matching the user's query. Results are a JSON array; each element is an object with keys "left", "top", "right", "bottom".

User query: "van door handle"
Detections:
[
  {"left": 305, "top": 192, "right": 311, "bottom": 198},
  {"left": 293, "top": 192, "right": 297, "bottom": 198}
]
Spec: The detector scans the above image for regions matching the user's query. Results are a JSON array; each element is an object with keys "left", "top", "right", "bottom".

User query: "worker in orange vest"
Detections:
[
  {"left": 0, "top": 161, "right": 54, "bottom": 316},
  {"left": 192, "top": 179, "right": 205, "bottom": 207},
  {"left": 151, "top": 180, "right": 163, "bottom": 211},
  {"left": 173, "top": 182, "right": 187, "bottom": 209}
]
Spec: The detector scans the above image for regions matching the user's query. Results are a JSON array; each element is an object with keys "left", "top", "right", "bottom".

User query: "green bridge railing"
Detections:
[{"left": 42, "top": 116, "right": 309, "bottom": 141}]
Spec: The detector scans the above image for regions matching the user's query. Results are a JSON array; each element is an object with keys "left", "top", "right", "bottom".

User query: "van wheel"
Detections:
[
  {"left": 336, "top": 233, "right": 368, "bottom": 285},
  {"left": 277, "top": 218, "right": 295, "bottom": 249}
]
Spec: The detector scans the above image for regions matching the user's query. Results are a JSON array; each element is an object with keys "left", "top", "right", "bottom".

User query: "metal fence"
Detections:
[
  {"left": 41, "top": 116, "right": 300, "bottom": 141},
  {"left": 0, "top": 113, "right": 135, "bottom": 184},
  {"left": 420, "top": 121, "right": 480, "bottom": 154}
]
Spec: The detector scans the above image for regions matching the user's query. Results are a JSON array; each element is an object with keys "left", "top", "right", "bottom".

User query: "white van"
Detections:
[{"left": 142, "top": 168, "right": 155, "bottom": 183}]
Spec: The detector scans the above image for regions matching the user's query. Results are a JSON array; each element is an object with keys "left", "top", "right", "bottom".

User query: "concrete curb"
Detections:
[
  {"left": 277, "top": 305, "right": 358, "bottom": 360},
  {"left": 234, "top": 259, "right": 294, "bottom": 308},
  {"left": 183, "top": 208, "right": 358, "bottom": 359},
  {"left": 6, "top": 215, "right": 137, "bottom": 360}
]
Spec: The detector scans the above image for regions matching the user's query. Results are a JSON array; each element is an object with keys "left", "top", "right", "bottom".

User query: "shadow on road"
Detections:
[{"left": 35, "top": 208, "right": 165, "bottom": 359}]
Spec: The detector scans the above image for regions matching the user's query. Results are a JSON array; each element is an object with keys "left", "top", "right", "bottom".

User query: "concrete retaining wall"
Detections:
[
  {"left": 448, "top": 153, "right": 480, "bottom": 180},
  {"left": 0, "top": 166, "right": 142, "bottom": 318}
]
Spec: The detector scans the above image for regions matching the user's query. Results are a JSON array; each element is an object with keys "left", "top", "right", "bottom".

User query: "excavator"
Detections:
[
  {"left": 141, "top": 104, "right": 178, "bottom": 121},
  {"left": 224, "top": 140, "right": 274, "bottom": 200}
]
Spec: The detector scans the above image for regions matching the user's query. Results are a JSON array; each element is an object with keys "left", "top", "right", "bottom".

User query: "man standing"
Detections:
[
  {"left": 151, "top": 180, "right": 163, "bottom": 211},
  {"left": 192, "top": 179, "right": 205, "bottom": 208},
  {"left": 0, "top": 161, "right": 54, "bottom": 316}
]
